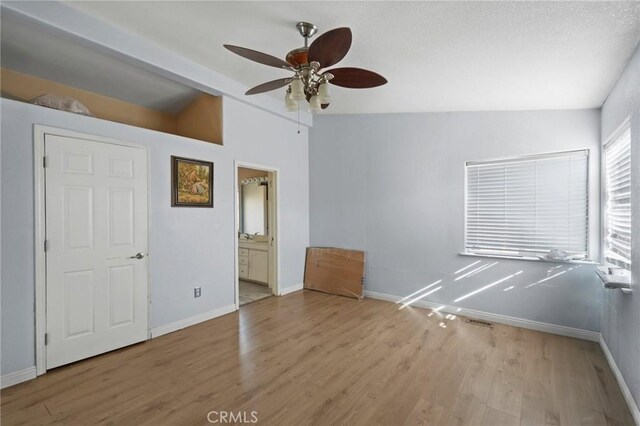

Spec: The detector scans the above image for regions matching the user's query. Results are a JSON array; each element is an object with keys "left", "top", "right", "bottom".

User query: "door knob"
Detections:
[{"left": 129, "top": 252, "right": 145, "bottom": 260}]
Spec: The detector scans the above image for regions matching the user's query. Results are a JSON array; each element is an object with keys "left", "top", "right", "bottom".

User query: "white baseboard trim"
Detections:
[
  {"left": 150, "top": 304, "right": 237, "bottom": 338},
  {"left": 2, "top": 298, "right": 636, "bottom": 424},
  {"left": 364, "top": 290, "right": 600, "bottom": 342},
  {"left": 599, "top": 335, "right": 640, "bottom": 425},
  {"left": 1, "top": 367, "right": 37, "bottom": 389},
  {"left": 280, "top": 283, "right": 304, "bottom": 296}
]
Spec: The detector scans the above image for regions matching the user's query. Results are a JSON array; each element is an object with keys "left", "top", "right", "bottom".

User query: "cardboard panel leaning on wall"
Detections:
[
  {"left": 309, "top": 109, "right": 602, "bottom": 333},
  {"left": 304, "top": 247, "right": 365, "bottom": 299}
]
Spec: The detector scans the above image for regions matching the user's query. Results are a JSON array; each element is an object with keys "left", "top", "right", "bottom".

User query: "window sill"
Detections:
[
  {"left": 458, "top": 252, "right": 598, "bottom": 265},
  {"left": 595, "top": 268, "right": 633, "bottom": 293}
]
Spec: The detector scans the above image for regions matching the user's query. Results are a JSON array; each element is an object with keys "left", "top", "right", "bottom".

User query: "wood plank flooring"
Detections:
[
  {"left": 239, "top": 280, "right": 272, "bottom": 306},
  {"left": 1, "top": 290, "right": 633, "bottom": 425}
]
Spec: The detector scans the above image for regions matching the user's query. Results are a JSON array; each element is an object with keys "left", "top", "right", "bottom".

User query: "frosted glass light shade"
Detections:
[
  {"left": 285, "top": 92, "right": 297, "bottom": 111},
  {"left": 290, "top": 79, "right": 305, "bottom": 101},
  {"left": 318, "top": 83, "right": 331, "bottom": 103},
  {"left": 309, "top": 95, "right": 321, "bottom": 111}
]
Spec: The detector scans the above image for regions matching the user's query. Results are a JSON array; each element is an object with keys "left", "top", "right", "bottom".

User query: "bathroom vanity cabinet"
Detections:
[{"left": 238, "top": 241, "right": 269, "bottom": 284}]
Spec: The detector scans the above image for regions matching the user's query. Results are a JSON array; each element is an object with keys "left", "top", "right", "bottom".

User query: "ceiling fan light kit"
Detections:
[
  {"left": 318, "top": 83, "right": 331, "bottom": 103},
  {"left": 309, "top": 95, "right": 322, "bottom": 111},
  {"left": 285, "top": 91, "right": 298, "bottom": 112},
  {"left": 290, "top": 77, "right": 306, "bottom": 101},
  {"left": 223, "top": 22, "right": 387, "bottom": 113}
]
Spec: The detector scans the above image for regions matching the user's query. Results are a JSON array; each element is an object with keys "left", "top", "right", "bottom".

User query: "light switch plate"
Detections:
[{"left": 194, "top": 287, "right": 202, "bottom": 298}]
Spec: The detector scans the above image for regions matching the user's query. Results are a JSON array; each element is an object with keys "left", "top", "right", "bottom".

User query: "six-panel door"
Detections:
[{"left": 45, "top": 134, "right": 148, "bottom": 369}]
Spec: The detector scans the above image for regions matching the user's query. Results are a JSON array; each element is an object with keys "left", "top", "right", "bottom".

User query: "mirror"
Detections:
[{"left": 240, "top": 181, "right": 267, "bottom": 236}]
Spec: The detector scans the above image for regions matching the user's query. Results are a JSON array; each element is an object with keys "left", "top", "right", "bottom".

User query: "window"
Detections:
[
  {"left": 465, "top": 150, "right": 589, "bottom": 259},
  {"left": 604, "top": 123, "right": 631, "bottom": 271}
]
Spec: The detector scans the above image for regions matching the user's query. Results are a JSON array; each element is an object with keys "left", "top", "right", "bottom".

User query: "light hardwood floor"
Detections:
[
  {"left": 1, "top": 290, "right": 633, "bottom": 425},
  {"left": 239, "top": 280, "right": 272, "bottom": 306}
]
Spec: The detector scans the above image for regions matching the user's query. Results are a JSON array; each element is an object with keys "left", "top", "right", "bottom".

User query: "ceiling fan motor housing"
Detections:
[{"left": 286, "top": 47, "right": 309, "bottom": 67}]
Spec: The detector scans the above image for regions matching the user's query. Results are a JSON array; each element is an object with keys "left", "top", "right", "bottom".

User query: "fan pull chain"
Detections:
[{"left": 297, "top": 106, "right": 300, "bottom": 134}]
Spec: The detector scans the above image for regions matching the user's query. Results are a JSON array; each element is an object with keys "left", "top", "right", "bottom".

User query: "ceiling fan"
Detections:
[{"left": 223, "top": 22, "right": 387, "bottom": 112}]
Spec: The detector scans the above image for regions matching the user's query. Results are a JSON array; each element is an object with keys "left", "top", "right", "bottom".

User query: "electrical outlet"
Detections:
[{"left": 194, "top": 287, "right": 202, "bottom": 298}]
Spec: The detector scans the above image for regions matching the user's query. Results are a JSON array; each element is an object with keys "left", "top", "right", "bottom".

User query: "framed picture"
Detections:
[{"left": 171, "top": 156, "right": 214, "bottom": 207}]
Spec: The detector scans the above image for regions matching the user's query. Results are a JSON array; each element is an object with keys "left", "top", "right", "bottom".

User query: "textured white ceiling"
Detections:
[{"left": 64, "top": 1, "right": 640, "bottom": 114}]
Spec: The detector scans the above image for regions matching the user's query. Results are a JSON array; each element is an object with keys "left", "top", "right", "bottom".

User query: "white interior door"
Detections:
[{"left": 45, "top": 134, "right": 148, "bottom": 370}]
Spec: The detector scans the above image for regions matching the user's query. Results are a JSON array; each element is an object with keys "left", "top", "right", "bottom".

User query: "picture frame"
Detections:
[{"left": 171, "top": 156, "right": 214, "bottom": 207}]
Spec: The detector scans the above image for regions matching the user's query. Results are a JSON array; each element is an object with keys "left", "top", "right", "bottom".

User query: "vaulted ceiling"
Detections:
[{"left": 65, "top": 1, "right": 640, "bottom": 114}]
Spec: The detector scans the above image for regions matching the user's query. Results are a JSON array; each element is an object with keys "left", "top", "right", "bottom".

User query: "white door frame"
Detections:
[
  {"left": 234, "top": 160, "right": 280, "bottom": 309},
  {"left": 33, "top": 125, "right": 151, "bottom": 375}
]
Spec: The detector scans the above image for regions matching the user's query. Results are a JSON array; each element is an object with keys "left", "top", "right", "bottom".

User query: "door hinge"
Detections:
[
  {"left": 43, "top": 156, "right": 48, "bottom": 168},
  {"left": 44, "top": 240, "right": 49, "bottom": 252},
  {"left": 44, "top": 333, "right": 49, "bottom": 345}
]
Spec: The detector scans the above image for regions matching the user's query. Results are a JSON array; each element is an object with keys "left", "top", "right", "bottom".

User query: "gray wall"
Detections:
[
  {"left": 310, "top": 109, "right": 602, "bottom": 331},
  {"left": 0, "top": 97, "right": 309, "bottom": 376},
  {"left": 601, "top": 43, "right": 640, "bottom": 409}
]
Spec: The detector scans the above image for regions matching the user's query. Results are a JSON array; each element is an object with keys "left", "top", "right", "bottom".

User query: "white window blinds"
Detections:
[
  {"left": 604, "top": 125, "right": 632, "bottom": 270},
  {"left": 465, "top": 150, "right": 589, "bottom": 258}
]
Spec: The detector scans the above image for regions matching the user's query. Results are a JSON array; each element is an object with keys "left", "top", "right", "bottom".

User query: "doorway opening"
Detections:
[{"left": 235, "top": 163, "right": 279, "bottom": 307}]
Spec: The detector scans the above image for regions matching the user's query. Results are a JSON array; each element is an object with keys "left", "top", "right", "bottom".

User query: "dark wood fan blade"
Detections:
[
  {"left": 308, "top": 27, "right": 352, "bottom": 68},
  {"left": 224, "top": 45, "right": 292, "bottom": 69},
  {"left": 321, "top": 103, "right": 330, "bottom": 110},
  {"left": 245, "top": 78, "right": 292, "bottom": 95},
  {"left": 326, "top": 68, "right": 388, "bottom": 88}
]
